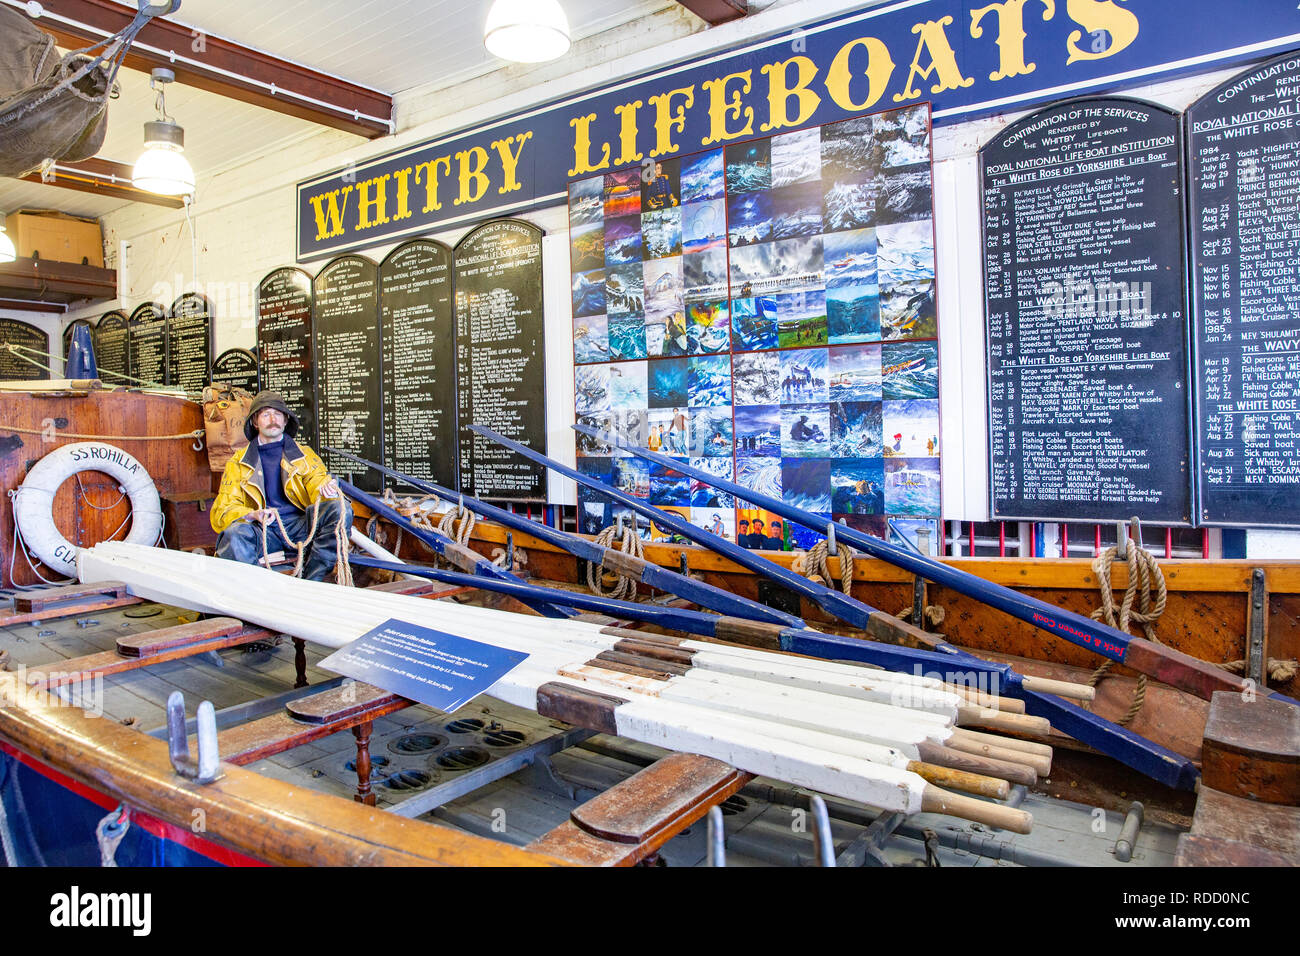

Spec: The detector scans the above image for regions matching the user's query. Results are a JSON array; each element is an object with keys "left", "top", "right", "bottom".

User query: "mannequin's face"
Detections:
[{"left": 255, "top": 407, "right": 286, "bottom": 442}]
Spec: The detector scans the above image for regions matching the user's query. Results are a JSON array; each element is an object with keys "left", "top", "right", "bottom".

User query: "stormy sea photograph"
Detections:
[
  {"left": 604, "top": 216, "right": 643, "bottom": 265},
  {"left": 644, "top": 259, "right": 684, "bottom": 341},
  {"left": 649, "top": 356, "right": 688, "bottom": 408},
  {"left": 730, "top": 296, "right": 779, "bottom": 351},
  {"left": 605, "top": 262, "right": 644, "bottom": 318},
  {"left": 682, "top": 148, "right": 725, "bottom": 203},
  {"left": 573, "top": 313, "right": 609, "bottom": 364},
  {"left": 878, "top": 219, "right": 936, "bottom": 338},
  {"left": 831, "top": 458, "right": 886, "bottom": 514},
  {"left": 728, "top": 191, "right": 775, "bottom": 247},
  {"left": 884, "top": 457, "right": 940, "bottom": 516},
  {"left": 609, "top": 360, "right": 647, "bottom": 408},
  {"left": 729, "top": 236, "right": 824, "bottom": 294},
  {"left": 829, "top": 343, "right": 882, "bottom": 402},
  {"left": 823, "top": 227, "right": 878, "bottom": 288},
  {"left": 683, "top": 199, "right": 726, "bottom": 254},
  {"left": 569, "top": 175, "right": 604, "bottom": 226},
  {"left": 575, "top": 363, "right": 611, "bottom": 418},
  {"left": 736, "top": 456, "right": 781, "bottom": 503},
  {"left": 609, "top": 314, "right": 647, "bottom": 360},
  {"left": 781, "top": 403, "right": 831, "bottom": 458},
  {"left": 732, "top": 350, "right": 781, "bottom": 405},
  {"left": 726, "top": 138, "right": 771, "bottom": 193},
  {"left": 734, "top": 405, "right": 781, "bottom": 458},
  {"left": 875, "top": 105, "right": 931, "bottom": 170},
  {"left": 823, "top": 180, "right": 883, "bottom": 233},
  {"left": 689, "top": 456, "right": 736, "bottom": 508},
  {"left": 820, "top": 116, "right": 875, "bottom": 182},
  {"left": 770, "top": 181, "right": 824, "bottom": 240},
  {"left": 782, "top": 458, "right": 831, "bottom": 511},
  {"left": 827, "top": 282, "right": 881, "bottom": 344},
  {"left": 572, "top": 268, "right": 606, "bottom": 318},
  {"left": 689, "top": 405, "right": 733, "bottom": 457},
  {"left": 684, "top": 250, "right": 729, "bottom": 303},
  {"left": 688, "top": 353, "right": 731, "bottom": 407},
  {"left": 877, "top": 167, "right": 933, "bottom": 225},
  {"left": 575, "top": 416, "right": 614, "bottom": 457},
  {"left": 830, "top": 400, "right": 883, "bottom": 459},
  {"left": 771, "top": 127, "right": 821, "bottom": 188},
  {"left": 779, "top": 347, "right": 829, "bottom": 403},
  {"left": 882, "top": 340, "right": 938, "bottom": 400},
  {"left": 642, "top": 207, "right": 683, "bottom": 259}
]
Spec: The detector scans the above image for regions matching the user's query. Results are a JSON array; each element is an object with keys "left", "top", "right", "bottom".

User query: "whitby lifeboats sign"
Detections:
[{"left": 296, "top": 0, "right": 1300, "bottom": 260}]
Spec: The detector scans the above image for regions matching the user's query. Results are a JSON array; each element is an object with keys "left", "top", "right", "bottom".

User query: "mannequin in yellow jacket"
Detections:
[{"left": 211, "top": 390, "right": 351, "bottom": 582}]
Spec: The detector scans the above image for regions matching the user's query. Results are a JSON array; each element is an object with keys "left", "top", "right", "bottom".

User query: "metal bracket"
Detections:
[
  {"left": 1247, "top": 568, "right": 1267, "bottom": 686},
  {"left": 505, "top": 532, "right": 514, "bottom": 572},
  {"left": 1113, "top": 800, "right": 1145, "bottom": 863},
  {"left": 165, "top": 691, "right": 221, "bottom": 784},
  {"left": 912, "top": 575, "right": 926, "bottom": 630}
]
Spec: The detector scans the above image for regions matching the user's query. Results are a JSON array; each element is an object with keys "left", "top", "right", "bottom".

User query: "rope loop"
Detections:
[
  {"left": 1088, "top": 543, "right": 1168, "bottom": 725},
  {"left": 588, "top": 521, "right": 646, "bottom": 601}
]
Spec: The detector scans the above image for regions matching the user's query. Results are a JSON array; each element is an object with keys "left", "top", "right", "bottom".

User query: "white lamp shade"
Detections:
[
  {"left": 484, "top": 0, "right": 570, "bottom": 62},
  {"left": 0, "top": 223, "right": 14, "bottom": 264},
  {"left": 133, "top": 143, "right": 195, "bottom": 196}
]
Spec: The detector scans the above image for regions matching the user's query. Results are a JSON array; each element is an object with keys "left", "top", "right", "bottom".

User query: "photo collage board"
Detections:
[{"left": 569, "top": 104, "right": 939, "bottom": 550}]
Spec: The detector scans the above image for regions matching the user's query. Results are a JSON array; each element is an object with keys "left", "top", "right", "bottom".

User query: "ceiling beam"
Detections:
[
  {"left": 25, "top": 0, "right": 394, "bottom": 139},
  {"left": 674, "top": 0, "right": 748, "bottom": 26},
  {"left": 20, "top": 158, "right": 185, "bottom": 209}
]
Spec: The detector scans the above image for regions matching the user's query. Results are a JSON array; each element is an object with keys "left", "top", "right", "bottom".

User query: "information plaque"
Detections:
[
  {"left": 95, "top": 311, "right": 131, "bottom": 385},
  {"left": 128, "top": 302, "right": 168, "bottom": 387},
  {"left": 167, "top": 293, "right": 214, "bottom": 395},
  {"left": 257, "top": 268, "right": 317, "bottom": 446},
  {"left": 1188, "top": 52, "right": 1300, "bottom": 527},
  {"left": 982, "top": 96, "right": 1192, "bottom": 523},
  {"left": 454, "top": 220, "right": 546, "bottom": 500},
  {"left": 313, "top": 255, "right": 382, "bottom": 492},
  {"left": 212, "top": 348, "right": 259, "bottom": 393},
  {"left": 0, "top": 318, "right": 50, "bottom": 381},
  {"left": 380, "top": 240, "right": 457, "bottom": 489}
]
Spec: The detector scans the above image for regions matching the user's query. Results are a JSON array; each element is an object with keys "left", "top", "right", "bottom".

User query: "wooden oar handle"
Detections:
[
  {"left": 908, "top": 761, "right": 1010, "bottom": 800},
  {"left": 1021, "top": 675, "right": 1096, "bottom": 701},
  {"left": 944, "top": 737, "right": 1051, "bottom": 778},
  {"left": 916, "top": 742, "right": 1036, "bottom": 786},
  {"left": 921, "top": 788, "right": 1033, "bottom": 834},
  {"left": 942, "top": 682, "right": 1026, "bottom": 714},
  {"left": 957, "top": 705, "right": 1051, "bottom": 736},
  {"left": 949, "top": 727, "right": 1054, "bottom": 759}
]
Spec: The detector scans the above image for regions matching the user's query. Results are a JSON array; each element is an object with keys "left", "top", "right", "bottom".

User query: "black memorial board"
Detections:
[
  {"left": 454, "top": 219, "right": 546, "bottom": 501},
  {"left": 167, "top": 293, "right": 214, "bottom": 394},
  {"left": 982, "top": 96, "right": 1192, "bottom": 523},
  {"left": 1188, "top": 52, "right": 1300, "bottom": 528},
  {"left": 61, "top": 320, "right": 94, "bottom": 374},
  {"left": 380, "top": 240, "right": 456, "bottom": 489},
  {"left": 95, "top": 311, "right": 131, "bottom": 385},
  {"left": 212, "top": 347, "right": 260, "bottom": 393},
  {"left": 0, "top": 318, "right": 50, "bottom": 380},
  {"left": 257, "top": 268, "right": 317, "bottom": 446},
  {"left": 313, "top": 255, "right": 382, "bottom": 492},
  {"left": 128, "top": 302, "right": 168, "bottom": 387}
]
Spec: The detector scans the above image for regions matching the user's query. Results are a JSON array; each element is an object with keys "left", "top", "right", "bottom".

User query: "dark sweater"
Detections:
[{"left": 256, "top": 439, "right": 296, "bottom": 516}]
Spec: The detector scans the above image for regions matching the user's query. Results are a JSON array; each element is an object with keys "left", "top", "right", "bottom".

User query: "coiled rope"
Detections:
[
  {"left": 1088, "top": 543, "right": 1167, "bottom": 725},
  {"left": 258, "top": 498, "right": 354, "bottom": 586},
  {"left": 588, "top": 521, "right": 645, "bottom": 601},
  {"left": 793, "top": 537, "right": 857, "bottom": 594}
]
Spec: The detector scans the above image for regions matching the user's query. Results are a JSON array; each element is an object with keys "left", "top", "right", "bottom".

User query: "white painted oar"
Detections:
[{"left": 78, "top": 545, "right": 1032, "bottom": 830}]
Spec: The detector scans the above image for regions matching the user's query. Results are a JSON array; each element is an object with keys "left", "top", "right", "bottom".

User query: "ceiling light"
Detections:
[
  {"left": 132, "top": 68, "right": 195, "bottom": 197},
  {"left": 484, "top": 0, "right": 571, "bottom": 63},
  {"left": 0, "top": 214, "right": 15, "bottom": 264}
]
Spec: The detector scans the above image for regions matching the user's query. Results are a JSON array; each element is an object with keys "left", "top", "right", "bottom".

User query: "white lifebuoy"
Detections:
[{"left": 13, "top": 442, "right": 162, "bottom": 575}]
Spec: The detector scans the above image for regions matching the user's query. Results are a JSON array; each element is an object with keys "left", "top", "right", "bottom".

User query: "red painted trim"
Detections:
[
  {"left": 0, "top": 740, "right": 267, "bottom": 867},
  {"left": 1165, "top": 527, "right": 1173, "bottom": 560}
]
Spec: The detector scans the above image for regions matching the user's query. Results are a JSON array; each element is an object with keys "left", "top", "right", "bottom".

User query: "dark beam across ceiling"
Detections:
[
  {"left": 674, "top": 0, "right": 748, "bottom": 26},
  {"left": 20, "top": 158, "right": 185, "bottom": 209},
  {"left": 29, "top": 0, "right": 394, "bottom": 139}
]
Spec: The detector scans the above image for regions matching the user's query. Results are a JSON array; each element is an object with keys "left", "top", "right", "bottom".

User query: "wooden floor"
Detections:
[{"left": 0, "top": 594, "right": 1189, "bottom": 866}]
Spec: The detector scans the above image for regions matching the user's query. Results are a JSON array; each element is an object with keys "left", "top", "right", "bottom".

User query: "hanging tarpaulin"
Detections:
[{"left": 0, "top": 2, "right": 178, "bottom": 179}]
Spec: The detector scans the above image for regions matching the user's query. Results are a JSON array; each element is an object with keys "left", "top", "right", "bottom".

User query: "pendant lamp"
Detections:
[
  {"left": 484, "top": 0, "right": 571, "bottom": 62},
  {"left": 132, "top": 68, "right": 196, "bottom": 197}
]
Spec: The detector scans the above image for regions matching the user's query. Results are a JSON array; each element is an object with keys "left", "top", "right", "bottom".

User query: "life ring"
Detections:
[{"left": 13, "top": 442, "right": 162, "bottom": 575}]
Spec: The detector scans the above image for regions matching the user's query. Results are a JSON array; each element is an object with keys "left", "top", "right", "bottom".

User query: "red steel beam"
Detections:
[
  {"left": 20, "top": 157, "right": 185, "bottom": 209},
  {"left": 28, "top": 0, "right": 393, "bottom": 139},
  {"left": 674, "top": 0, "right": 748, "bottom": 26}
]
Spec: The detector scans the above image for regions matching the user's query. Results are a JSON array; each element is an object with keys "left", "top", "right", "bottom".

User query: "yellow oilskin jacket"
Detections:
[{"left": 210, "top": 437, "right": 333, "bottom": 534}]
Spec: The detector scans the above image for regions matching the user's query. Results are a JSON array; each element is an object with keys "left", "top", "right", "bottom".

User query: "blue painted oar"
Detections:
[
  {"left": 339, "top": 480, "right": 574, "bottom": 620},
  {"left": 470, "top": 424, "right": 1203, "bottom": 789},
  {"left": 573, "top": 422, "right": 1292, "bottom": 708},
  {"left": 325, "top": 446, "right": 803, "bottom": 630}
]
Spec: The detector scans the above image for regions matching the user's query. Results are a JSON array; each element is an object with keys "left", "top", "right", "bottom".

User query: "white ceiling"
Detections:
[{"left": 1, "top": 0, "right": 680, "bottom": 221}]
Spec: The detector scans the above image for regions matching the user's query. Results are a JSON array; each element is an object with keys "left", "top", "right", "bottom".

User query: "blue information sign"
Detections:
[{"left": 319, "top": 618, "right": 530, "bottom": 713}]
